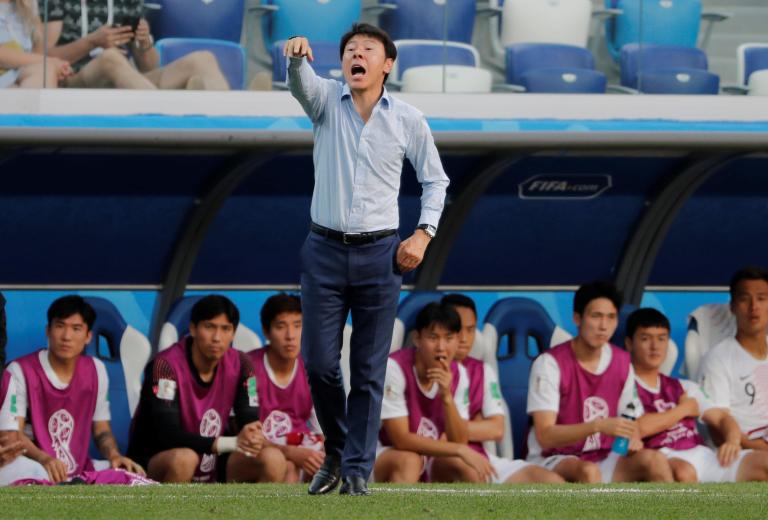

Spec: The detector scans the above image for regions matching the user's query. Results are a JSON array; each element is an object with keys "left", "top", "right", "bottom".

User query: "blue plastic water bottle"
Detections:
[{"left": 611, "top": 403, "right": 636, "bottom": 456}]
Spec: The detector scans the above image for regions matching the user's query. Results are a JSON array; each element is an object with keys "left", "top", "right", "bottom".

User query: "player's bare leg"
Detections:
[
  {"left": 736, "top": 451, "right": 768, "bottom": 482},
  {"left": 373, "top": 449, "right": 423, "bottom": 483},
  {"left": 284, "top": 460, "right": 301, "bottom": 483},
  {"left": 227, "top": 446, "right": 286, "bottom": 483},
  {"left": 504, "top": 465, "right": 565, "bottom": 484},
  {"left": 668, "top": 458, "right": 698, "bottom": 482},
  {"left": 613, "top": 449, "right": 673, "bottom": 482},
  {"left": 553, "top": 458, "right": 601, "bottom": 483},
  {"left": 430, "top": 456, "right": 482, "bottom": 483},
  {"left": 147, "top": 448, "right": 200, "bottom": 483}
]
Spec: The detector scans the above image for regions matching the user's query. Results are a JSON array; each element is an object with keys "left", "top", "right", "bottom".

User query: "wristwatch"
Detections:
[{"left": 416, "top": 224, "right": 437, "bottom": 239}]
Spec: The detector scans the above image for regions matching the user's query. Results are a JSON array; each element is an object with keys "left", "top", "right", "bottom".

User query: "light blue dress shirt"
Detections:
[{"left": 288, "top": 57, "right": 449, "bottom": 233}]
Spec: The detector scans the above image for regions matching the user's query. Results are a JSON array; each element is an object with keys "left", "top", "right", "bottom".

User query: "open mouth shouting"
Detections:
[{"left": 350, "top": 64, "right": 367, "bottom": 78}]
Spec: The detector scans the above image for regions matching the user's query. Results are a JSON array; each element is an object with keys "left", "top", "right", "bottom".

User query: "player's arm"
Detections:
[
  {"left": 284, "top": 36, "right": 330, "bottom": 123},
  {"left": 468, "top": 414, "right": 504, "bottom": 443},
  {"left": 16, "top": 417, "right": 67, "bottom": 482},
  {"left": 469, "top": 364, "right": 505, "bottom": 443},
  {"left": 432, "top": 360, "right": 468, "bottom": 444},
  {"left": 702, "top": 408, "right": 743, "bottom": 466},
  {"left": 532, "top": 410, "right": 637, "bottom": 449},
  {"left": 232, "top": 353, "right": 261, "bottom": 429},
  {"left": 637, "top": 394, "right": 698, "bottom": 438},
  {"left": 92, "top": 421, "right": 145, "bottom": 475},
  {"left": 145, "top": 359, "right": 218, "bottom": 454}
]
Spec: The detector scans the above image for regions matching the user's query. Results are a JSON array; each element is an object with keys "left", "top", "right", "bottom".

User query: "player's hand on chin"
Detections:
[
  {"left": 396, "top": 231, "right": 431, "bottom": 273},
  {"left": 42, "top": 455, "right": 68, "bottom": 483},
  {"left": 110, "top": 455, "right": 146, "bottom": 476}
]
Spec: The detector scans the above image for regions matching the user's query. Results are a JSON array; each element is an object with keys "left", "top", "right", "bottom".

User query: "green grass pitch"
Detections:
[{"left": 1, "top": 483, "right": 765, "bottom": 519}]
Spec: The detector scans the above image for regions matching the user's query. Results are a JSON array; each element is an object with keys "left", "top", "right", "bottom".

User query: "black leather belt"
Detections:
[{"left": 311, "top": 222, "right": 396, "bottom": 245}]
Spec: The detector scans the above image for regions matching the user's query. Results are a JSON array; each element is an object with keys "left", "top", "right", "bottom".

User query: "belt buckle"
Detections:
[{"left": 342, "top": 232, "right": 362, "bottom": 245}]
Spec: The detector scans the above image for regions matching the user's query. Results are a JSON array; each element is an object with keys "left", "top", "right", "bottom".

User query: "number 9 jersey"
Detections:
[{"left": 699, "top": 336, "right": 768, "bottom": 438}]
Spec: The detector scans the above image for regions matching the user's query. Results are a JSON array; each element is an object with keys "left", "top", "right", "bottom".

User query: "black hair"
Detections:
[
  {"left": 47, "top": 295, "right": 96, "bottom": 331},
  {"left": 729, "top": 266, "right": 768, "bottom": 298},
  {"left": 441, "top": 293, "right": 477, "bottom": 319},
  {"left": 260, "top": 293, "right": 302, "bottom": 331},
  {"left": 573, "top": 280, "right": 622, "bottom": 315},
  {"left": 625, "top": 308, "right": 670, "bottom": 340},
  {"left": 190, "top": 295, "right": 240, "bottom": 329},
  {"left": 339, "top": 23, "right": 397, "bottom": 83},
  {"left": 414, "top": 302, "right": 461, "bottom": 334}
]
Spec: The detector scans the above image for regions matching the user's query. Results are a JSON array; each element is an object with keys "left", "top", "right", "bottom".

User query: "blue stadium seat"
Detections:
[
  {"left": 148, "top": 0, "right": 245, "bottom": 42},
  {"left": 605, "top": 0, "right": 701, "bottom": 62},
  {"left": 155, "top": 38, "right": 246, "bottom": 90},
  {"left": 391, "top": 39, "right": 479, "bottom": 85},
  {"left": 505, "top": 43, "right": 604, "bottom": 93},
  {"left": 482, "top": 297, "right": 572, "bottom": 458},
  {"left": 271, "top": 40, "right": 344, "bottom": 85},
  {"left": 390, "top": 291, "right": 444, "bottom": 350},
  {"left": 158, "top": 296, "right": 262, "bottom": 353},
  {"left": 737, "top": 43, "right": 768, "bottom": 87},
  {"left": 377, "top": 0, "right": 476, "bottom": 44},
  {"left": 520, "top": 68, "right": 606, "bottom": 94},
  {"left": 83, "top": 297, "right": 151, "bottom": 455},
  {"left": 620, "top": 44, "right": 719, "bottom": 94},
  {"left": 255, "top": 0, "right": 361, "bottom": 52}
]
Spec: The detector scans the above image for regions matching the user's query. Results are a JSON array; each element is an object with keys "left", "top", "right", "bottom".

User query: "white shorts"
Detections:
[
  {"left": 660, "top": 445, "right": 751, "bottom": 483},
  {"left": 0, "top": 456, "right": 49, "bottom": 486},
  {"left": 488, "top": 454, "right": 531, "bottom": 484},
  {"left": 529, "top": 452, "right": 621, "bottom": 484}
]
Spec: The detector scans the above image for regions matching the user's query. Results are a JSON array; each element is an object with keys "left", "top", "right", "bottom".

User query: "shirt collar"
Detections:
[{"left": 340, "top": 84, "right": 392, "bottom": 110}]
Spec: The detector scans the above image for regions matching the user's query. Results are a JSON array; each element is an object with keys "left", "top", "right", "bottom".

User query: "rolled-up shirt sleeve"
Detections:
[
  {"left": 287, "top": 57, "right": 332, "bottom": 123},
  {"left": 406, "top": 114, "right": 449, "bottom": 230}
]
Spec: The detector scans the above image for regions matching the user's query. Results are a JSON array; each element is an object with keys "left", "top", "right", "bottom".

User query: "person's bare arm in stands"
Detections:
[
  {"left": 468, "top": 414, "right": 504, "bottom": 443},
  {"left": 532, "top": 410, "right": 637, "bottom": 449},
  {"left": 44, "top": 20, "right": 134, "bottom": 62},
  {"left": 131, "top": 19, "right": 158, "bottom": 73}
]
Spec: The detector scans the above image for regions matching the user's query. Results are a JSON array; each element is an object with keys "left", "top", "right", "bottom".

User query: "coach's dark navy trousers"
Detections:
[{"left": 300, "top": 230, "right": 402, "bottom": 479}]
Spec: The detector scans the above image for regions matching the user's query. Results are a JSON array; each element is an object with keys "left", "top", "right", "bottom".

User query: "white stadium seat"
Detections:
[{"left": 401, "top": 65, "right": 493, "bottom": 93}]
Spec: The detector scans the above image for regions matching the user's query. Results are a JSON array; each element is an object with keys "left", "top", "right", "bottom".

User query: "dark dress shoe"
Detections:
[
  {"left": 339, "top": 475, "right": 370, "bottom": 496},
  {"left": 308, "top": 458, "right": 341, "bottom": 495}
]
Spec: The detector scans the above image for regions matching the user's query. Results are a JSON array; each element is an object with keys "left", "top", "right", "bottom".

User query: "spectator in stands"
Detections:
[
  {"left": 627, "top": 307, "right": 768, "bottom": 482},
  {"left": 373, "top": 302, "right": 495, "bottom": 484},
  {"left": 244, "top": 293, "right": 325, "bottom": 483},
  {"left": 526, "top": 281, "right": 673, "bottom": 483},
  {"left": 128, "top": 295, "right": 266, "bottom": 483},
  {"left": 442, "top": 294, "right": 564, "bottom": 483},
  {"left": 286, "top": 23, "right": 449, "bottom": 497},
  {"left": 5, "top": 295, "right": 144, "bottom": 483},
  {"left": 39, "top": 0, "right": 229, "bottom": 89},
  {"left": 699, "top": 267, "right": 768, "bottom": 451},
  {"left": 0, "top": 0, "right": 71, "bottom": 87}
]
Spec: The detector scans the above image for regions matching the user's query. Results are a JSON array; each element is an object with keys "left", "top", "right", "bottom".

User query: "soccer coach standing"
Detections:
[{"left": 285, "top": 24, "right": 449, "bottom": 496}]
